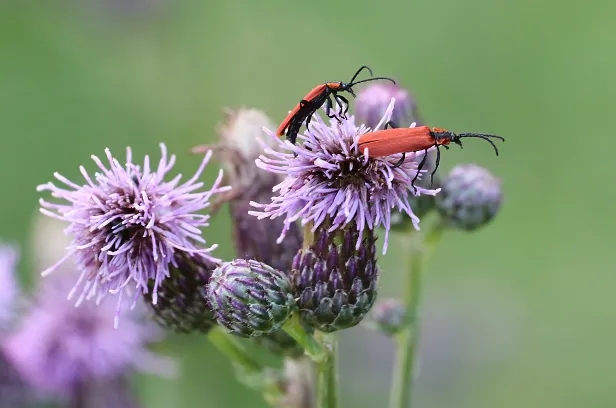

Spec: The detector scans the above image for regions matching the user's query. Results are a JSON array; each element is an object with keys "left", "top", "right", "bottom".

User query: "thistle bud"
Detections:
[
  {"left": 193, "top": 108, "right": 302, "bottom": 273},
  {"left": 368, "top": 299, "right": 408, "bottom": 336},
  {"left": 435, "top": 164, "right": 503, "bottom": 231},
  {"left": 144, "top": 253, "right": 218, "bottom": 334},
  {"left": 292, "top": 226, "right": 379, "bottom": 333},
  {"left": 355, "top": 82, "right": 422, "bottom": 129},
  {"left": 206, "top": 259, "right": 295, "bottom": 337},
  {"left": 217, "top": 107, "right": 280, "bottom": 163}
]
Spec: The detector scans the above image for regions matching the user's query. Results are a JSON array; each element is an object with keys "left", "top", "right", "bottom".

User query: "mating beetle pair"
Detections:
[{"left": 276, "top": 66, "right": 505, "bottom": 187}]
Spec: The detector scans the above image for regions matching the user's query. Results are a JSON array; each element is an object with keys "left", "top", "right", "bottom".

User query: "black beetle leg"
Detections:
[{"left": 393, "top": 152, "right": 406, "bottom": 168}]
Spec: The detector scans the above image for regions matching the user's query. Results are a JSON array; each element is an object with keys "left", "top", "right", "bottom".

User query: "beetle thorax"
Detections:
[
  {"left": 325, "top": 82, "right": 343, "bottom": 90},
  {"left": 431, "top": 130, "right": 454, "bottom": 145}
]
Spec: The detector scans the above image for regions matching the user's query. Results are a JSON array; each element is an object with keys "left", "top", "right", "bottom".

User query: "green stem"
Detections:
[
  {"left": 422, "top": 220, "right": 446, "bottom": 263},
  {"left": 389, "top": 223, "right": 444, "bottom": 408},
  {"left": 208, "top": 327, "right": 283, "bottom": 405},
  {"left": 315, "top": 332, "right": 339, "bottom": 408},
  {"left": 282, "top": 313, "right": 327, "bottom": 362},
  {"left": 208, "top": 327, "right": 262, "bottom": 372}
]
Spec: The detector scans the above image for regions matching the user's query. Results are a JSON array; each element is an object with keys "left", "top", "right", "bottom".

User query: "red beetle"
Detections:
[
  {"left": 277, "top": 66, "right": 395, "bottom": 145},
  {"left": 358, "top": 122, "right": 504, "bottom": 189}
]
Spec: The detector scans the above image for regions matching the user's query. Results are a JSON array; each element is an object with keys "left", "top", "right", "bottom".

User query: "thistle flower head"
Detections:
[
  {"left": 368, "top": 298, "right": 407, "bottom": 336},
  {"left": 193, "top": 108, "right": 282, "bottom": 202},
  {"left": 214, "top": 107, "right": 281, "bottom": 166},
  {"left": 0, "top": 244, "right": 20, "bottom": 329},
  {"left": 2, "top": 274, "right": 176, "bottom": 397},
  {"left": 194, "top": 108, "right": 302, "bottom": 272},
  {"left": 293, "top": 225, "right": 379, "bottom": 333},
  {"left": 206, "top": 259, "right": 295, "bottom": 337},
  {"left": 435, "top": 164, "right": 503, "bottom": 230},
  {"left": 355, "top": 82, "right": 422, "bottom": 128},
  {"left": 250, "top": 99, "right": 440, "bottom": 254},
  {"left": 36, "top": 144, "right": 230, "bottom": 327}
]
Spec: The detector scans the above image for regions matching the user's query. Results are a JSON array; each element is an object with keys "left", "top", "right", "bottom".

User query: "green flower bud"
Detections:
[
  {"left": 436, "top": 164, "right": 503, "bottom": 231},
  {"left": 368, "top": 299, "right": 407, "bottom": 336},
  {"left": 292, "top": 226, "right": 379, "bottom": 333},
  {"left": 207, "top": 259, "right": 295, "bottom": 337}
]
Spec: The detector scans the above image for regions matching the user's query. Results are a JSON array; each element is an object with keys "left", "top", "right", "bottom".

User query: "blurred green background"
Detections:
[{"left": 1, "top": 0, "right": 615, "bottom": 407}]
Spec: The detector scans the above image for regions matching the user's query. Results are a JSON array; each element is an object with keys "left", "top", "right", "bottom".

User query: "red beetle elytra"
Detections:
[
  {"left": 277, "top": 66, "right": 395, "bottom": 145},
  {"left": 358, "top": 122, "right": 505, "bottom": 189}
]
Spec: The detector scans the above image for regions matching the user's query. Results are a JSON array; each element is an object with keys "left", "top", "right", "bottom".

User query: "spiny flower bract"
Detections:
[
  {"left": 292, "top": 225, "right": 379, "bottom": 332},
  {"left": 250, "top": 99, "right": 440, "bottom": 254},
  {"left": 36, "top": 143, "right": 230, "bottom": 327},
  {"left": 144, "top": 252, "right": 218, "bottom": 334}
]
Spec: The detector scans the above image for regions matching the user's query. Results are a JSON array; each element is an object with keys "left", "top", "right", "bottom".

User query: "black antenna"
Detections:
[
  {"left": 348, "top": 65, "right": 374, "bottom": 84},
  {"left": 455, "top": 133, "right": 505, "bottom": 156},
  {"left": 349, "top": 76, "right": 397, "bottom": 86}
]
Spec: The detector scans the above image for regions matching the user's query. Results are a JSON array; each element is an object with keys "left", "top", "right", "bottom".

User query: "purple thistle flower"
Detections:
[
  {"left": 1, "top": 273, "right": 176, "bottom": 398},
  {"left": 0, "top": 244, "right": 20, "bottom": 329},
  {"left": 36, "top": 143, "right": 230, "bottom": 327},
  {"left": 249, "top": 98, "right": 440, "bottom": 254}
]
